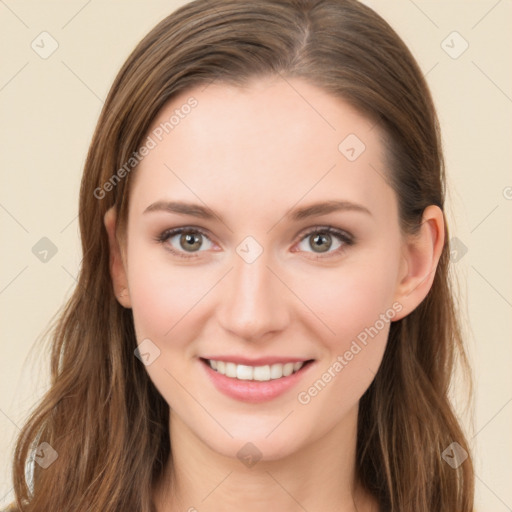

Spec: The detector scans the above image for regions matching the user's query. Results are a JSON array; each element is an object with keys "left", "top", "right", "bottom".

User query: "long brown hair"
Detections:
[{"left": 9, "top": 1, "right": 474, "bottom": 510}]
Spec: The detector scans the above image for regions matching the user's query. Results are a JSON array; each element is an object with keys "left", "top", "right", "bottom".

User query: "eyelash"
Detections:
[{"left": 155, "top": 225, "right": 355, "bottom": 260}]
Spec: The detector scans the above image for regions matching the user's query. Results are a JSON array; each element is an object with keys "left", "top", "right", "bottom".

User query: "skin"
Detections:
[{"left": 105, "top": 76, "right": 444, "bottom": 511}]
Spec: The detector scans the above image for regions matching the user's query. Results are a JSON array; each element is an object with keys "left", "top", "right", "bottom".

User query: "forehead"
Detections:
[{"left": 130, "top": 77, "right": 397, "bottom": 224}]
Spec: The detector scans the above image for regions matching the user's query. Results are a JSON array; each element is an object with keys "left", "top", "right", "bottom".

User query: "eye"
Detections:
[
  {"left": 295, "top": 226, "right": 353, "bottom": 256},
  {"left": 156, "top": 225, "right": 354, "bottom": 259},
  {"left": 157, "top": 227, "right": 214, "bottom": 257}
]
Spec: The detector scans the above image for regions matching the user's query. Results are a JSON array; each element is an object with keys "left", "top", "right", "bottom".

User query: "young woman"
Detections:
[{"left": 8, "top": 0, "right": 475, "bottom": 510}]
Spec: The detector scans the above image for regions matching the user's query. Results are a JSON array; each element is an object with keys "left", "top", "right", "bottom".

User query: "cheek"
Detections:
[
  {"left": 126, "top": 249, "right": 213, "bottom": 341},
  {"left": 290, "top": 255, "right": 400, "bottom": 409},
  {"left": 293, "top": 265, "right": 396, "bottom": 416},
  {"left": 294, "top": 258, "right": 399, "bottom": 347},
  {"left": 126, "top": 253, "right": 209, "bottom": 408}
]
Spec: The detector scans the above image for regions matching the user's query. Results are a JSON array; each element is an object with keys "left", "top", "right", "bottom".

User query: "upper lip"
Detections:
[{"left": 200, "top": 356, "right": 313, "bottom": 366}]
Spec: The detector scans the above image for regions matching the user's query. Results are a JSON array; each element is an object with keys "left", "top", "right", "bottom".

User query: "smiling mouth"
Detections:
[{"left": 200, "top": 358, "right": 315, "bottom": 382}]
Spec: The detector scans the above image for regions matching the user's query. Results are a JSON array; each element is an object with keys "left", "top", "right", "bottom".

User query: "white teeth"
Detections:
[
  {"left": 270, "top": 363, "right": 283, "bottom": 379},
  {"left": 236, "top": 364, "right": 253, "bottom": 380},
  {"left": 282, "top": 362, "right": 294, "bottom": 377},
  {"left": 253, "top": 365, "right": 270, "bottom": 381},
  {"left": 225, "top": 362, "right": 237, "bottom": 378},
  {"left": 207, "top": 359, "right": 306, "bottom": 381}
]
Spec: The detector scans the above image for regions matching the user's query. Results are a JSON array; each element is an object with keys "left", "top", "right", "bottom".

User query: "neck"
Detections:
[{"left": 153, "top": 404, "right": 378, "bottom": 512}]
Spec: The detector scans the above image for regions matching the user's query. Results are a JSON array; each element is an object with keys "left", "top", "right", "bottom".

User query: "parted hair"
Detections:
[{"left": 9, "top": 1, "right": 474, "bottom": 510}]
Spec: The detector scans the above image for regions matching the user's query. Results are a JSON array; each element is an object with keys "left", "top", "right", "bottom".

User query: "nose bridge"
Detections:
[{"left": 216, "top": 247, "right": 289, "bottom": 340}]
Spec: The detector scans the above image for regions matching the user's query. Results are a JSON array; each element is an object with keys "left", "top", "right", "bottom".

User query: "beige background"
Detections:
[{"left": 1, "top": 1, "right": 511, "bottom": 509}]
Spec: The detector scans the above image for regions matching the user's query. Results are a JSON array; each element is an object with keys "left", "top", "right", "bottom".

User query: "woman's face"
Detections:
[{"left": 116, "top": 77, "right": 413, "bottom": 460}]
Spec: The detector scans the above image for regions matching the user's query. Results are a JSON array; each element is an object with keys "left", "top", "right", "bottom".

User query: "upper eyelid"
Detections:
[
  {"left": 160, "top": 225, "right": 212, "bottom": 239},
  {"left": 299, "top": 225, "right": 353, "bottom": 240}
]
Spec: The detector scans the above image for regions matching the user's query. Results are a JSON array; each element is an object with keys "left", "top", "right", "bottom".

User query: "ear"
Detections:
[
  {"left": 104, "top": 207, "right": 132, "bottom": 308},
  {"left": 392, "top": 205, "right": 445, "bottom": 321}
]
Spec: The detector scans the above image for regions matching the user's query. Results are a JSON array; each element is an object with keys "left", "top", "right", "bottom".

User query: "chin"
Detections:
[{"left": 186, "top": 411, "right": 317, "bottom": 464}]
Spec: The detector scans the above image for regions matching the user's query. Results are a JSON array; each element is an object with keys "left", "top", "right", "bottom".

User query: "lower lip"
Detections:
[{"left": 200, "top": 359, "right": 315, "bottom": 403}]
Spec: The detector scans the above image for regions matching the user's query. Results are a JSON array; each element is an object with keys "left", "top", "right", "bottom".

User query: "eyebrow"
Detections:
[{"left": 143, "top": 199, "right": 372, "bottom": 222}]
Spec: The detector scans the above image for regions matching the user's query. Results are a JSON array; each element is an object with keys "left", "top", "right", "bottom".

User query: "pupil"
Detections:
[
  {"left": 311, "top": 233, "right": 331, "bottom": 253},
  {"left": 180, "top": 233, "right": 202, "bottom": 251}
]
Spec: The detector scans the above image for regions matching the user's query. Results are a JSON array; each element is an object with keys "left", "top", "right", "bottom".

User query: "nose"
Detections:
[{"left": 215, "top": 250, "right": 290, "bottom": 342}]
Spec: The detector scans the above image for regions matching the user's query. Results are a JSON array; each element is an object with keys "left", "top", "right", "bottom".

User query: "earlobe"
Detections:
[
  {"left": 104, "top": 207, "right": 132, "bottom": 309},
  {"left": 392, "top": 205, "right": 445, "bottom": 321}
]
